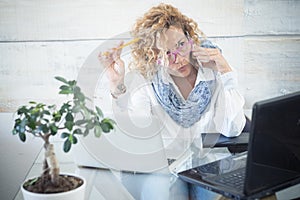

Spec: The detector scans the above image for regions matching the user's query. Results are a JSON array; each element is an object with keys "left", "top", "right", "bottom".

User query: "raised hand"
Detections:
[
  {"left": 192, "top": 45, "right": 232, "bottom": 74},
  {"left": 98, "top": 41, "right": 126, "bottom": 96}
]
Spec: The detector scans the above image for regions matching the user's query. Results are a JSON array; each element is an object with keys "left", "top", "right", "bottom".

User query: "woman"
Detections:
[{"left": 99, "top": 3, "right": 246, "bottom": 199}]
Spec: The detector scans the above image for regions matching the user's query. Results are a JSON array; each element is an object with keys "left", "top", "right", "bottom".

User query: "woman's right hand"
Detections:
[{"left": 98, "top": 41, "right": 126, "bottom": 94}]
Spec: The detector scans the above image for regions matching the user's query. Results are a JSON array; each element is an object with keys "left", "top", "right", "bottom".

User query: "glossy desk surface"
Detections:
[
  {"left": 1, "top": 109, "right": 297, "bottom": 200},
  {"left": 13, "top": 140, "right": 300, "bottom": 200}
]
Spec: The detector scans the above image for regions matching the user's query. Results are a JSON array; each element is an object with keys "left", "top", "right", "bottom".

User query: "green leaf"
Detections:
[
  {"left": 60, "top": 85, "right": 73, "bottom": 96},
  {"left": 42, "top": 118, "right": 49, "bottom": 123},
  {"left": 61, "top": 132, "right": 70, "bottom": 139},
  {"left": 100, "top": 123, "right": 110, "bottom": 133},
  {"left": 43, "top": 110, "right": 51, "bottom": 115},
  {"left": 68, "top": 80, "right": 76, "bottom": 86},
  {"left": 101, "top": 119, "right": 114, "bottom": 131},
  {"left": 65, "top": 113, "right": 74, "bottom": 122},
  {"left": 48, "top": 104, "right": 56, "bottom": 109},
  {"left": 29, "top": 111, "right": 39, "bottom": 121},
  {"left": 17, "top": 106, "right": 28, "bottom": 115},
  {"left": 102, "top": 118, "right": 116, "bottom": 125},
  {"left": 59, "top": 85, "right": 70, "bottom": 91},
  {"left": 63, "top": 139, "right": 72, "bottom": 152},
  {"left": 18, "top": 118, "right": 27, "bottom": 134},
  {"left": 41, "top": 124, "right": 49, "bottom": 133},
  {"left": 86, "top": 121, "right": 94, "bottom": 130},
  {"left": 94, "top": 125, "right": 102, "bottom": 137},
  {"left": 29, "top": 101, "right": 37, "bottom": 104},
  {"left": 65, "top": 121, "right": 74, "bottom": 131},
  {"left": 74, "top": 86, "right": 81, "bottom": 94},
  {"left": 72, "top": 104, "right": 81, "bottom": 113},
  {"left": 14, "top": 118, "right": 21, "bottom": 125},
  {"left": 96, "top": 106, "right": 103, "bottom": 118},
  {"left": 81, "top": 107, "right": 91, "bottom": 119},
  {"left": 68, "top": 134, "right": 73, "bottom": 143},
  {"left": 52, "top": 111, "right": 62, "bottom": 122},
  {"left": 36, "top": 103, "right": 45, "bottom": 109},
  {"left": 75, "top": 119, "right": 88, "bottom": 126},
  {"left": 60, "top": 103, "right": 71, "bottom": 113},
  {"left": 59, "top": 89, "right": 73, "bottom": 95},
  {"left": 75, "top": 92, "right": 85, "bottom": 101},
  {"left": 19, "top": 132, "right": 26, "bottom": 142},
  {"left": 49, "top": 124, "right": 58, "bottom": 135},
  {"left": 12, "top": 128, "right": 18, "bottom": 135},
  {"left": 73, "top": 128, "right": 83, "bottom": 135},
  {"left": 69, "top": 134, "right": 78, "bottom": 144},
  {"left": 55, "top": 76, "right": 69, "bottom": 84},
  {"left": 28, "top": 119, "right": 36, "bottom": 130},
  {"left": 73, "top": 136, "right": 78, "bottom": 144},
  {"left": 83, "top": 129, "right": 89, "bottom": 137}
]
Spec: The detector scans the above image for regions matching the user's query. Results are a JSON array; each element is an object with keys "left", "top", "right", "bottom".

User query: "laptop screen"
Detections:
[{"left": 245, "top": 91, "right": 300, "bottom": 195}]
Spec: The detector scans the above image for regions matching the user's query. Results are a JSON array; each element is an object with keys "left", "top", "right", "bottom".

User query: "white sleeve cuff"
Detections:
[{"left": 218, "top": 70, "right": 238, "bottom": 90}]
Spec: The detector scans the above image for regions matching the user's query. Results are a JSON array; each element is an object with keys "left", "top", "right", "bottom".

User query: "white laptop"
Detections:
[{"left": 72, "top": 113, "right": 192, "bottom": 174}]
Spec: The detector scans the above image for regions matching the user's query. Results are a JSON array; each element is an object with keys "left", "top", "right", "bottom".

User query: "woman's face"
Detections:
[{"left": 159, "top": 26, "right": 194, "bottom": 78}]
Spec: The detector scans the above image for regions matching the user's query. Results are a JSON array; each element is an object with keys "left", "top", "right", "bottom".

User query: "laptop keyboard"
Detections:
[
  {"left": 197, "top": 161, "right": 220, "bottom": 174},
  {"left": 206, "top": 168, "right": 246, "bottom": 190}
]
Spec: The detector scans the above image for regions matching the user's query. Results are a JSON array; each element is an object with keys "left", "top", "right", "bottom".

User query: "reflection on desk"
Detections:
[
  {"left": 14, "top": 140, "right": 300, "bottom": 200},
  {"left": 77, "top": 167, "right": 185, "bottom": 200}
]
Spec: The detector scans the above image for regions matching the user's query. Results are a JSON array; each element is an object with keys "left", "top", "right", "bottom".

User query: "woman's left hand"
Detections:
[{"left": 192, "top": 46, "right": 232, "bottom": 74}]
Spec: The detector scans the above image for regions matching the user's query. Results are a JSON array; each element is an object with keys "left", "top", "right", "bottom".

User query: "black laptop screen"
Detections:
[{"left": 245, "top": 91, "right": 300, "bottom": 195}]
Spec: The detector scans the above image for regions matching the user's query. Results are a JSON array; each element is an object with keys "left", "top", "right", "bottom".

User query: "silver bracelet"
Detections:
[{"left": 111, "top": 83, "right": 126, "bottom": 99}]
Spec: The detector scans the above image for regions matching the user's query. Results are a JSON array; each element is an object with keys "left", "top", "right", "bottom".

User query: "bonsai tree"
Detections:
[{"left": 12, "top": 76, "right": 115, "bottom": 193}]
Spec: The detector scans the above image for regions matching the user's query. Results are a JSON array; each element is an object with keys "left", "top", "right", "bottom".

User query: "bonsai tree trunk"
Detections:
[{"left": 42, "top": 133, "right": 60, "bottom": 186}]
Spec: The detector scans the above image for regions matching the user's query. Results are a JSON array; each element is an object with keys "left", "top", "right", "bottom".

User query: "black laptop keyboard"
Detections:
[
  {"left": 197, "top": 161, "right": 220, "bottom": 174},
  {"left": 206, "top": 168, "right": 246, "bottom": 190}
]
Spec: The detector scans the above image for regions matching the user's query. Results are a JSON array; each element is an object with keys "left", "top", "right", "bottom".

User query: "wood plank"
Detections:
[
  {"left": 1, "top": 0, "right": 299, "bottom": 112},
  {"left": 243, "top": 36, "right": 300, "bottom": 109},
  {"left": 245, "top": 0, "right": 300, "bottom": 35},
  {"left": 1, "top": 37, "right": 299, "bottom": 112},
  {"left": 0, "top": 40, "right": 100, "bottom": 111},
  {"left": 0, "top": 37, "right": 244, "bottom": 112},
  {"left": 2, "top": 0, "right": 299, "bottom": 40},
  {"left": 0, "top": 0, "right": 243, "bottom": 41}
]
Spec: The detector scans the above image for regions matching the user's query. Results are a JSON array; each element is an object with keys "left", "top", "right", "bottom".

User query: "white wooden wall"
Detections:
[{"left": 0, "top": 0, "right": 299, "bottom": 112}]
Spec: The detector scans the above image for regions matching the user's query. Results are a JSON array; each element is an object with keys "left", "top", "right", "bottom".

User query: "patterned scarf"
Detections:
[{"left": 152, "top": 70, "right": 212, "bottom": 128}]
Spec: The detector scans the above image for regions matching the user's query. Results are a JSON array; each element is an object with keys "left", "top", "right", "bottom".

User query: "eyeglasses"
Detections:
[{"left": 166, "top": 39, "right": 193, "bottom": 64}]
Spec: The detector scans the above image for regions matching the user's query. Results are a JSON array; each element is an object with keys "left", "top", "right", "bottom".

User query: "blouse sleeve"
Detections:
[
  {"left": 112, "top": 72, "right": 153, "bottom": 125},
  {"left": 213, "top": 70, "right": 246, "bottom": 137}
]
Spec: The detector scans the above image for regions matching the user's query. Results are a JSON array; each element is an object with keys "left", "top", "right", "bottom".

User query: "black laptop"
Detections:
[{"left": 178, "top": 91, "right": 300, "bottom": 200}]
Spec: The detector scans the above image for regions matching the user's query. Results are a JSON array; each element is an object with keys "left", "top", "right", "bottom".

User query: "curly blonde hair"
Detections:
[{"left": 129, "top": 3, "right": 205, "bottom": 79}]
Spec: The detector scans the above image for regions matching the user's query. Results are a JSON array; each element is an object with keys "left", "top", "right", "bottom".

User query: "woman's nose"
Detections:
[{"left": 174, "top": 53, "right": 186, "bottom": 64}]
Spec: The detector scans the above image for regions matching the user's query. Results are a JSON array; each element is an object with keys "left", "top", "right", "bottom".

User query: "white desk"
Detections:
[
  {"left": 0, "top": 111, "right": 298, "bottom": 200},
  {"left": 11, "top": 140, "right": 300, "bottom": 200}
]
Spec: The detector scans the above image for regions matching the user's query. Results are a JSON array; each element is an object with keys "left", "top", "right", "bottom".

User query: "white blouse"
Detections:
[{"left": 112, "top": 67, "right": 246, "bottom": 166}]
